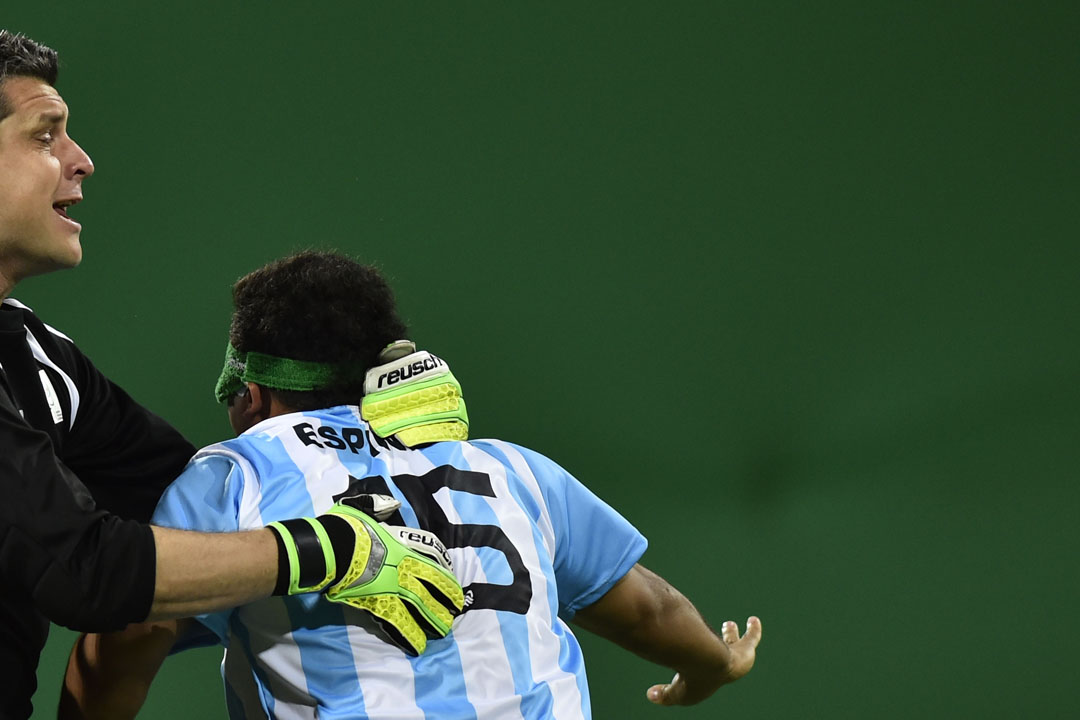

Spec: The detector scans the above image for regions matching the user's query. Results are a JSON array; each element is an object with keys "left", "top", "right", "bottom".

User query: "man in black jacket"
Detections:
[{"left": 0, "top": 30, "right": 463, "bottom": 718}]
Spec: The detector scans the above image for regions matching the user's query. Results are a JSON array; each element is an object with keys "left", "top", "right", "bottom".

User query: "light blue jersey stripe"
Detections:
[
  {"left": 410, "top": 639, "right": 475, "bottom": 720},
  {"left": 560, "top": 634, "right": 591, "bottom": 714},
  {"left": 253, "top": 434, "right": 316, "bottom": 520},
  {"left": 283, "top": 595, "right": 365, "bottom": 717}
]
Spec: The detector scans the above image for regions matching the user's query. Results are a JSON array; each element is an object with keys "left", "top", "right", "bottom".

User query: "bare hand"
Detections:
[{"left": 646, "top": 616, "right": 762, "bottom": 706}]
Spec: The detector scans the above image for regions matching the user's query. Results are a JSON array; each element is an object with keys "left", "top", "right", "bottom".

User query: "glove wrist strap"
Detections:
[{"left": 268, "top": 517, "right": 350, "bottom": 595}]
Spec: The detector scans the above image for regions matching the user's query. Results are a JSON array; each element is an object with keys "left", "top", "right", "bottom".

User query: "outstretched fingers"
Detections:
[
  {"left": 723, "top": 616, "right": 762, "bottom": 646},
  {"left": 644, "top": 617, "right": 763, "bottom": 706},
  {"left": 725, "top": 616, "right": 762, "bottom": 682},
  {"left": 741, "top": 616, "right": 762, "bottom": 648}
]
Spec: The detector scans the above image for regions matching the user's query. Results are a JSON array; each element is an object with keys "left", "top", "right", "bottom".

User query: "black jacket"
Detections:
[{"left": 0, "top": 298, "right": 195, "bottom": 719}]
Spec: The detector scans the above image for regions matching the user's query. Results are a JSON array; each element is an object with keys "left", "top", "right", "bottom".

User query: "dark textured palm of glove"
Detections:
[{"left": 320, "top": 495, "right": 465, "bottom": 655}]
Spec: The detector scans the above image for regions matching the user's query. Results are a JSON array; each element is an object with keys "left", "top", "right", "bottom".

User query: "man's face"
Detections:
[{"left": 0, "top": 76, "right": 94, "bottom": 287}]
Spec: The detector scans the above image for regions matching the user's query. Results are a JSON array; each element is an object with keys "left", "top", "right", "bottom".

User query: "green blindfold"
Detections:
[{"left": 214, "top": 343, "right": 355, "bottom": 402}]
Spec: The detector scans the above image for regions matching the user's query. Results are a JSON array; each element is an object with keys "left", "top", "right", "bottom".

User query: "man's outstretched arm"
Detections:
[
  {"left": 60, "top": 511, "right": 464, "bottom": 718},
  {"left": 1, "top": 392, "right": 278, "bottom": 629},
  {"left": 572, "top": 563, "right": 762, "bottom": 706},
  {"left": 147, "top": 526, "right": 276, "bottom": 619}
]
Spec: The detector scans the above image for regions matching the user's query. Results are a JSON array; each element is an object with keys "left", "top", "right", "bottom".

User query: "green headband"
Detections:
[{"left": 214, "top": 343, "right": 354, "bottom": 403}]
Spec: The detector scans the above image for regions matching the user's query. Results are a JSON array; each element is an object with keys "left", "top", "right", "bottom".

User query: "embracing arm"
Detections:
[
  {"left": 148, "top": 526, "right": 276, "bottom": 619},
  {"left": 572, "top": 563, "right": 762, "bottom": 706},
  {"left": 2, "top": 385, "right": 282, "bottom": 628}
]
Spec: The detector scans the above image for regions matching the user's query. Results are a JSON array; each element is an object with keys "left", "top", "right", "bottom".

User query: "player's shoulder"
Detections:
[
  {"left": 155, "top": 444, "right": 249, "bottom": 531},
  {"left": 467, "top": 438, "right": 571, "bottom": 485},
  {"left": 192, "top": 439, "right": 248, "bottom": 464},
  {"left": 188, "top": 407, "right": 360, "bottom": 479},
  {"left": 468, "top": 437, "right": 533, "bottom": 464},
  {"left": 190, "top": 436, "right": 271, "bottom": 481}
]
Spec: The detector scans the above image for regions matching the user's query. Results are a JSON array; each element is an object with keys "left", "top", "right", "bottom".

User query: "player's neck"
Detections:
[{"left": 266, "top": 393, "right": 299, "bottom": 419}]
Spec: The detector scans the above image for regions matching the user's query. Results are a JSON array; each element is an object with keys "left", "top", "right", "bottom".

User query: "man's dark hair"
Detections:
[
  {"left": 0, "top": 30, "right": 59, "bottom": 120},
  {"left": 230, "top": 250, "right": 408, "bottom": 410}
]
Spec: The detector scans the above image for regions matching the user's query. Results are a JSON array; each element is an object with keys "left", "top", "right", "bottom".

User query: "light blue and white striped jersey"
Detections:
[{"left": 152, "top": 405, "right": 647, "bottom": 720}]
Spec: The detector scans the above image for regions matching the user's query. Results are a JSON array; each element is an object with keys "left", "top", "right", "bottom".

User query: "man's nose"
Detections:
[{"left": 63, "top": 136, "right": 94, "bottom": 179}]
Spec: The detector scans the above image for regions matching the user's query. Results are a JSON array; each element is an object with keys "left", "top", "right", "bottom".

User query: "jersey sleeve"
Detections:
[
  {"left": 151, "top": 453, "right": 246, "bottom": 644},
  {"left": 501, "top": 443, "right": 648, "bottom": 619}
]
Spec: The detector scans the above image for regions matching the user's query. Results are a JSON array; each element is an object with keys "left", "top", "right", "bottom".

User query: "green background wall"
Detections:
[{"left": 5, "top": 1, "right": 1077, "bottom": 717}]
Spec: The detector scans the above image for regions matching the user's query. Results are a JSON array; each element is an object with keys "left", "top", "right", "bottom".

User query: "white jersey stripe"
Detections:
[
  {"left": 254, "top": 432, "right": 346, "bottom": 716},
  {"left": 455, "top": 611, "right": 525, "bottom": 720},
  {"left": 344, "top": 619, "right": 424, "bottom": 720},
  {"left": 278, "top": 416, "right": 354, "bottom": 515},
  {"left": 41, "top": 320, "right": 73, "bottom": 342},
  {"left": 482, "top": 440, "right": 557, "bottom": 559}
]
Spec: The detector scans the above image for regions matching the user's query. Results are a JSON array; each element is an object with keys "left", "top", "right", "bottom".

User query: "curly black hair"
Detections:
[
  {"left": 229, "top": 251, "right": 408, "bottom": 410},
  {"left": 0, "top": 30, "right": 59, "bottom": 120}
]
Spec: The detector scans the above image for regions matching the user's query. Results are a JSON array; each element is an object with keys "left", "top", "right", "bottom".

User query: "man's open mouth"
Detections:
[{"left": 53, "top": 198, "right": 79, "bottom": 219}]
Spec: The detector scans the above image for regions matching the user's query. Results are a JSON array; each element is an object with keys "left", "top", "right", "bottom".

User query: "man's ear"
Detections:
[{"left": 245, "top": 382, "right": 269, "bottom": 421}]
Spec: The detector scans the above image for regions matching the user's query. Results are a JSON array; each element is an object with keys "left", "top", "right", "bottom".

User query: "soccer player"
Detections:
[
  {"left": 0, "top": 30, "right": 461, "bottom": 719},
  {"left": 64, "top": 251, "right": 761, "bottom": 719}
]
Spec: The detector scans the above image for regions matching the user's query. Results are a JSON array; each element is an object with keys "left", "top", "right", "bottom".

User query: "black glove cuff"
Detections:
[
  {"left": 317, "top": 514, "right": 357, "bottom": 587},
  {"left": 267, "top": 524, "right": 292, "bottom": 596},
  {"left": 267, "top": 515, "right": 360, "bottom": 596},
  {"left": 268, "top": 518, "right": 340, "bottom": 595}
]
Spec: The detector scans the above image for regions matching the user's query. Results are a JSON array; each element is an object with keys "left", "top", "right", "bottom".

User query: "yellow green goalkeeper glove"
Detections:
[
  {"left": 361, "top": 341, "right": 468, "bottom": 446},
  {"left": 267, "top": 494, "right": 464, "bottom": 656}
]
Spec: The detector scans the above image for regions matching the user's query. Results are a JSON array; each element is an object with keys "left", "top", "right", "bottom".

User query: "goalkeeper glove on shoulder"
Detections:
[{"left": 361, "top": 340, "right": 469, "bottom": 446}]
